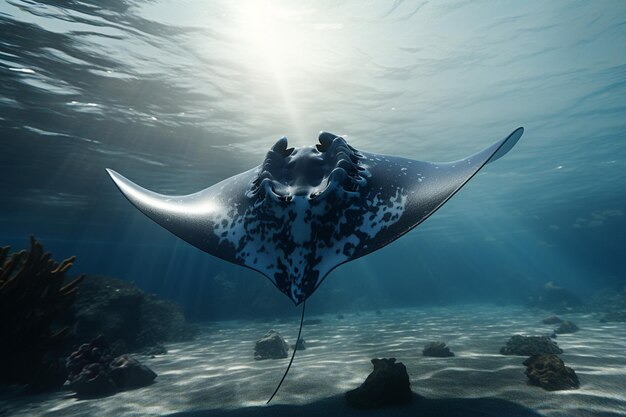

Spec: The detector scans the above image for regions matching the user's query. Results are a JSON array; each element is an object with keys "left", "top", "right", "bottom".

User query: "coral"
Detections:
[
  {"left": 66, "top": 335, "right": 156, "bottom": 398},
  {"left": 0, "top": 236, "right": 83, "bottom": 389},
  {"left": 523, "top": 354, "right": 579, "bottom": 391},
  {"left": 423, "top": 341, "right": 455, "bottom": 357},
  {"left": 500, "top": 335, "right": 563, "bottom": 356}
]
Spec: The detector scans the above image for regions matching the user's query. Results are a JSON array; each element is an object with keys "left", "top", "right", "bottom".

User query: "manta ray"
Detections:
[{"left": 107, "top": 127, "right": 523, "bottom": 402}]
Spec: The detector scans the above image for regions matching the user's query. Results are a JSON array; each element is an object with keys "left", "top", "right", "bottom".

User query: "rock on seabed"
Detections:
[
  {"left": 254, "top": 330, "right": 288, "bottom": 360},
  {"left": 345, "top": 358, "right": 412, "bottom": 408}
]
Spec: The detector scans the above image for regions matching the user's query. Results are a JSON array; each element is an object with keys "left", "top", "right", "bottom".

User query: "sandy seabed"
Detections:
[{"left": 1, "top": 304, "right": 625, "bottom": 417}]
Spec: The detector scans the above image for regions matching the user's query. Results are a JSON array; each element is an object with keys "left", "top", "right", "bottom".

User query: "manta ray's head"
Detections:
[{"left": 246, "top": 133, "right": 369, "bottom": 202}]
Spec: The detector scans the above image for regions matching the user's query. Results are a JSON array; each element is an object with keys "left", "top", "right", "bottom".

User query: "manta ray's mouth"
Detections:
[{"left": 247, "top": 132, "right": 370, "bottom": 202}]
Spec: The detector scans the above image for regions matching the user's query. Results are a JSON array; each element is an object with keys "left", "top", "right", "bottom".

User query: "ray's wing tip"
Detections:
[
  {"left": 105, "top": 168, "right": 126, "bottom": 188},
  {"left": 105, "top": 167, "right": 120, "bottom": 179},
  {"left": 506, "top": 126, "right": 525, "bottom": 147}
]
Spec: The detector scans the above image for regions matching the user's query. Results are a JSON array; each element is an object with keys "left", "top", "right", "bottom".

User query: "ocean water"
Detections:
[{"left": 1, "top": 1, "right": 625, "bottom": 416}]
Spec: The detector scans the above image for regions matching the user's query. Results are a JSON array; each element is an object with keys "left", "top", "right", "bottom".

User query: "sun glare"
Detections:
[
  {"left": 234, "top": 2, "right": 311, "bottom": 75},
  {"left": 232, "top": 1, "right": 318, "bottom": 138}
]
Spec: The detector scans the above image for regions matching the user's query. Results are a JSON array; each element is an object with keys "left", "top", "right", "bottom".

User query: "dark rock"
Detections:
[
  {"left": 600, "top": 310, "right": 626, "bottom": 323},
  {"left": 422, "top": 342, "right": 455, "bottom": 358},
  {"left": 345, "top": 358, "right": 412, "bottom": 408},
  {"left": 302, "top": 319, "right": 322, "bottom": 326},
  {"left": 500, "top": 335, "right": 563, "bottom": 356},
  {"left": 66, "top": 335, "right": 116, "bottom": 397},
  {"left": 336, "top": 314, "right": 345, "bottom": 320},
  {"left": 555, "top": 321, "right": 579, "bottom": 334},
  {"left": 542, "top": 315, "right": 562, "bottom": 325},
  {"left": 66, "top": 335, "right": 157, "bottom": 397},
  {"left": 523, "top": 354, "right": 579, "bottom": 391},
  {"left": 110, "top": 355, "right": 156, "bottom": 389},
  {"left": 254, "top": 330, "right": 288, "bottom": 360},
  {"left": 291, "top": 338, "right": 306, "bottom": 351},
  {"left": 67, "top": 275, "right": 197, "bottom": 351}
]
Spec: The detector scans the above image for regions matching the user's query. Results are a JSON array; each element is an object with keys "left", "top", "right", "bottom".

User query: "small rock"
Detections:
[
  {"left": 500, "top": 335, "right": 563, "bottom": 356},
  {"left": 345, "top": 358, "right": 412, "bottom": 408},
  {"left": 291, "top": 339, "right": 306, "bottom": 351},
  {"left": 422, "top": 342, "right": 454, "bottom": 358},
  {"left": 523, "top": 354, "right": 579, "bottom": 391},
  {"left": 336, "top": 314, "right": 345, "bottom": 320},
  {"left": 254, "top": 330, "right": 288, "bottom": 360},
  {"left": 110, "top": 355, "right": 157, "bottom": 389},
  {"left": 555, "top": 321, "right": 579, "bottom": 334},
  {"left": 542, "top": 315, "right": 563, "bottom": 325}
]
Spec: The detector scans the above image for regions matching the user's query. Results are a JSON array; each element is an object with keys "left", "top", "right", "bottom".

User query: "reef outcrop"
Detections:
[
  {"left": 66, "top": 335, "right": 156, "bottom": 397},
  {"left": 254, "top": 330, "right": 289, "bottom": 360},
  {"left": 523, "top": 354, "right": 579, "bottom": 391},
  {"left": 67, "top": 275, "right": 197, "bottom": 351},
  {"left": 345, "top": 358, "right": 412, "bottom": 408},
  {"left": 422, "top": 341, "right": 455, "bottom": 357},
  {"left": 500, "top": 335, "right": 563, "bottom": 356},
  {"left": 0, "top": 236, "right": 84, "bottom": 389}
]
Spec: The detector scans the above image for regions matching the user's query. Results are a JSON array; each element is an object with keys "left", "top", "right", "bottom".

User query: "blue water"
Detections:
[{"left": 1, "top": 0, "right": 625, "bottom": 320}]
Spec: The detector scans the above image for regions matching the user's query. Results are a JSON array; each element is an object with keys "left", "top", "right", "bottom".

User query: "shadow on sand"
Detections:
[{"left": 165, "top": 393, "right": 544, "bottom": 417}]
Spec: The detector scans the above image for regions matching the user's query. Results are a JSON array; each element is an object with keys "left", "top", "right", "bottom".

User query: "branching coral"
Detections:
[{"left": 0, "top": 236, "right": 83, "bottom": 388}]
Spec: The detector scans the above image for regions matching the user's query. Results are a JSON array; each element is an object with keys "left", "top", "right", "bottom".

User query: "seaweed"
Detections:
[{"left": 0, "top": 236, "right": 84, "bottom": 389}]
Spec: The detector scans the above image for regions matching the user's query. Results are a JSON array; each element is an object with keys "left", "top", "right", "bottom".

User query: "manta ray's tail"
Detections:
[{"left": 266, "top": 301, "right": 306, "bottom": 404}]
